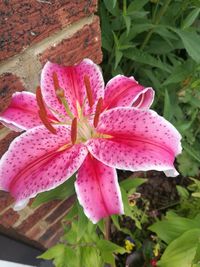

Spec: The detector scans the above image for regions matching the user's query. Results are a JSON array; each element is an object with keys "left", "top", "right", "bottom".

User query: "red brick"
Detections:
[
  {"left": 38, "top": 218, "right": 63, "bottom": 245},
  {"left": 39, "top": 16, "right": 102, "bottom": 66},
  {"left": 45, "top": 195, "right": 75, "bottom": 224},
  {"left": 46, "top": 228, "right": 64, "bottom": 248},
  {"left": 0, "top": 191, "right": 14, "bottom": 211},
  {"left": 0, "top": 208, "right": 20, "bottom": 228},
  {"left": 0, "top": 73, "right": 25, "bottom": 112},
  {"left": 26, "top": 224, "right": 45, "bottom": 242},
  {"left": 0, "top": 0, "right": 98, "bottom": 62},
  {"left": 17, "top": 200, "right": 60, "bottom": 234}
]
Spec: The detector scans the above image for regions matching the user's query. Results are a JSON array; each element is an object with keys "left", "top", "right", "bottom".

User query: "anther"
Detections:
[
  {"left": 52, "top": 72, "right": 62, "bottom": 104},
  {"left": 36, "top": 86, "right": 47, "bottom": 115},
  {"left": 36, "top": 86, "right": 57, "bottom": 134},
  {"left": 56, "top": 88, "right": 65, "bottom": 98},
  {"left": 38, "top": 110, "right": 57, "bottom": 134},
  {"left": 71, "top": 117, "right": 77, "bottom": 145},
  {"left": 84, "top": 75, "right": 94, "bottom": 108},
  {"left": 93, "top": 97, "right": 103, "bottom": 128}
]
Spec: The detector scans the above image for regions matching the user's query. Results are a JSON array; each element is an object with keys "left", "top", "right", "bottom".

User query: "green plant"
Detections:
[
  {"left": 99, "top": 0, "right": 200, "bottom": 176},
  {"left": 34, "top": 175, "right": 148, "bottom": 267}
]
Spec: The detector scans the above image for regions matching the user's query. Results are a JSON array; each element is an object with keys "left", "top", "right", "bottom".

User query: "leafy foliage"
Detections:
[
  {"left": 38, "top": 175, "right": 147, "bottom": 267},
  {"left": 149, "top": 211, "right": 200, "bottom": 267},
  {"left": 99, "top": 0, "right": 200, "bottom": 176},
  {"left": 39, "top": 201, "right": 126, "bottom": 267}
]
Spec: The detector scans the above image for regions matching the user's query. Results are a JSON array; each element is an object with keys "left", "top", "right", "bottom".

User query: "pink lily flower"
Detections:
[{"left": 0, "top": 59, "right": 181, "bottom": 223}]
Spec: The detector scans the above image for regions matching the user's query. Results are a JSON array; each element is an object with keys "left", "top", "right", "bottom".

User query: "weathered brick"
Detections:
[
  {"left": 39, "top": 16, "right": 102, "bottom": 66},
  {"left": 0, "top": 191, "right": 14, "bottom": 211},
  {"left": 0, "top": 208, "right": 20, "bottom": 228},
  {"left": 0, "top": 73, "right": 25, "bottom": 112},
  {"left": 38, "top": 218, "right": 63, "bottom": 245},
  {"left": 0, "top": 0, "right": 98, "bottom": 62},
  {"left": 45, "top": 228, "right": 64, "bottom": 248},
  {"left": 0, "top": 131, "right": 20, "bottom": 158},
  {"left": 45, "top": 196, "right": 75, "bottom": 224},
  {"left": 17, "top": 200, "right": 60, "bottom": 234}
]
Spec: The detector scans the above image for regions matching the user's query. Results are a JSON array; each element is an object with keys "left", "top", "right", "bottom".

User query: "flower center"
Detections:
[{"left": 52, "top": 73, "right": 104, "bottom": 143}]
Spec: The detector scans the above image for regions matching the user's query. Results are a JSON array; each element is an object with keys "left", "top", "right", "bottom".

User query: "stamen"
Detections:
[
  {"left": 84, "top": 75, "right": 94, "bottom": 108},
  {"left": 52, "top": 72, "right": 62, "bottom": 104},
  {"left": 38, "top": 110, "right": 57, "bottom": 134},
  {"left": 36, "top": 86, "right": 57, "bottom": 134},
  {"left": 52, "top": 72, "right": 60, "bottom": 90},
  {"left": 36, "top": 86, "right": 47, "bottom": 115},
  {"left": 71, "top": 117, "right": 77, "bottom": 145},
  {"left": 93, "top": 97, "right": 103, "bottom": 128}
]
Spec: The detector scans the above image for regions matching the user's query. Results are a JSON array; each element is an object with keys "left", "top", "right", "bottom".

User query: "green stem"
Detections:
[
  {"left": 61, "top": 98, "right": 74, "bottom": 119},
  {"left": 123, "top": 0, "right": 127, "bottom": 16},
  {"left": 140, "top": 0, "right": 172, "bottom": 50},
  {"left": 152, "top": 0, "right": 160, "bottom": 23},
  {"left": 104, "top": 217, "right": 111, "bottom": 241}
]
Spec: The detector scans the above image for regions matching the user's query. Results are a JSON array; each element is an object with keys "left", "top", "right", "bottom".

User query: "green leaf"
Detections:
[
  {"left": 121, "top": 187, "right": 134, "bottom": 218},
  {"left": 123, "top": 15, "right": 131, "bottom": 35},
  {"left": 77, "top": 203, "right": 89, "bottom": 241},
  {"left": 63, "top": 221, "right": 78, "bottom": 244},
  {"left": 63, "top": 201, "right": 78, "bottom": 222},
  {"left": 111, "top": 215, "right": 121, "bottom": 230},
  {"left": 158, "top": 229, "right": 200, "bottom": 267},
  {"left": 39, "top": 244, "right": 76, "bottom": 267},
  {"left": 154, "top": 26, "right": 178, "bottom": 41},
  {"left": 149, "top": 211, "right": 200, "bottom": 244},
  {"left": 124, "top": 48, "right": 171, "bottom": 72},
  {"left": 114, "top": 49, "right": 123, "bottom": 70},
  {"left": 162, "top": 62, "right": 189, "bottom": 86},
  {"left": 163, "top": 89, "right": 172, "bottom": 121},
  {"left": 193, "top": 242, "right": 200, "bottom": 265},
  {"left": 121, "top": 23, "right": 153, "bottom": 41},
  {"left": 192, "top": 192, "right": 200, "bottom": 198},
  {"left": 171, "top": 29, "right": 200, "bottom": 63},
  {"left": 127, "top": 0, "right": 149, "bottom": 12},
  {"left": 103, "top": 0, "right": 120, "bottom": 16},
  {"left": 32, "top": 175, "right": 75, "bottom": 208},
  {"left": 96, "top": 239, "right": 126, "bottom": 265},
  {"left": 183, "top": 143, "right": 200, "bottom": 163},
  {"left": 120, "top": 177, "right": 147, "bottom": 192},
  {"left": 39, "top": 244, "right": 65, "bottom": 260},
  {"left": 176, "top": 185, "right": 189, "bottom": 199},
  {"left": 100, "top": 4, "right": 113, "bottom": 52},
  {"left": 177, "top": 151, "right": 200, "bottom": 177},
  {"left": 81, "top": 246, "right": 102, "bottom": 267},
  {"left": 97, "top": 239, "right": 126, "bottom": 254},
  {"left": 182, "top": 8, "right": 200, "bottom": 29}
]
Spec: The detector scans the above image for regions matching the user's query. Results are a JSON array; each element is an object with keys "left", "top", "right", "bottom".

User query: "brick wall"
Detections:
[{"left": 0, "top": 0, "right": 102, "bottom": 249}]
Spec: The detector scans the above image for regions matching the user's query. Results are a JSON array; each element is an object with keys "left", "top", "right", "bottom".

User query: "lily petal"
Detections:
[
  {"left": 0, "top": 92, "right": 46, "bottom": 131},
  {"left": 75, "top": 154, "right": 124, "bottom": 223},
  {"left": 87, "top": 108, "right": 182, "bottom": 177},
  {"left": 0, "top": 125, "right": 88, "bottom": 207},
  {"left": 41, "top": 59, "right": 104, "bottom": 119},
  {"left": 103, "top": 75, "right": 154, "bottom": 110}
]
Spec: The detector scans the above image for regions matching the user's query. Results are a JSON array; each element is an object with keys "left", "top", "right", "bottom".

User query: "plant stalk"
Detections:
[
  {"left": 105, "top": 217, "right": 111, "bottom": 240},
  {"left": 140, "top": 0, "right": 172, "bottom": 50}
]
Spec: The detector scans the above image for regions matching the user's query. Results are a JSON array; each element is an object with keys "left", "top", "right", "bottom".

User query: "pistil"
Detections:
[{"left": 52, "top": 72, "right": 74, "bottom": 119}]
